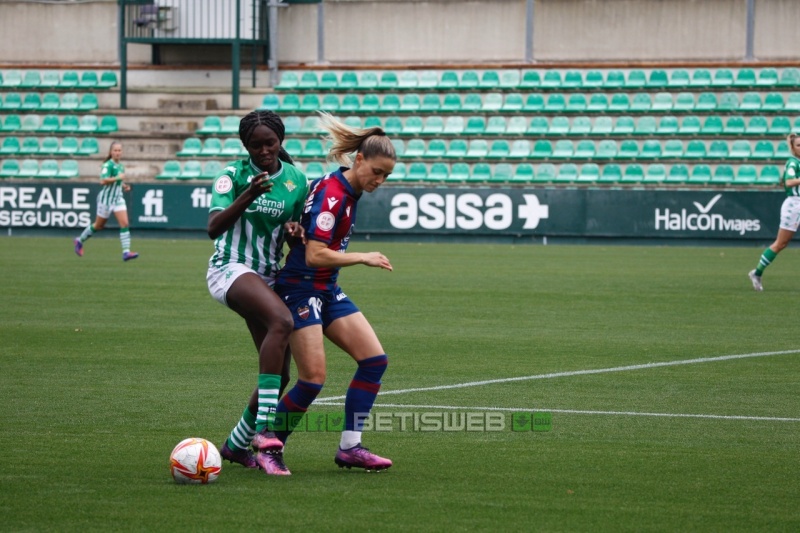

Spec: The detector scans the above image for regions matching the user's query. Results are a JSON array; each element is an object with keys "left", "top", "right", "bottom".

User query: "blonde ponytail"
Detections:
[{"left": 316, "top": 111, "right": 396, "bottom": 166}]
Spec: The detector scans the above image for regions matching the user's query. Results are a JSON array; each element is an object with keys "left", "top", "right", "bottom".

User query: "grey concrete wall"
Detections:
[{"left": 754, "top": 0, "right": 800, "bottom": 59}]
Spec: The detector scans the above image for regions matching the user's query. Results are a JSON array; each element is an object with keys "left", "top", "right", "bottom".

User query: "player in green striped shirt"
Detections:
[
  {"left": 73, "top": 141, "right": 139, "bottom": 261},
  {"left": 206, "top": 110, "right": 308, "bottom": 475},
  {"left": 749, "top": 134, "right": 800, "bottom": 291}
]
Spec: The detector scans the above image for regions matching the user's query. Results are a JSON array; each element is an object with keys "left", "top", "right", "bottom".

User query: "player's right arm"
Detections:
[
  {"left": 207, "top": 171, "right": 274, "bottom": 240},
  {"left": 782, "top": 161, "right": 800, "bottom": 189},
  {"left": 99, "top": 161, "right": 121, "bottom": 186}
]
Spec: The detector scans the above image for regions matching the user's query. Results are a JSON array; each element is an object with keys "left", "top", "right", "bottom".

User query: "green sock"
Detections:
[
  {"left": 120, "top": 227, "right": 131, "bottom": 253},
  {"left": 79, "top": 224, "right": 95, "bottom": 242},
  {"left": 226, "top": 405, "right": 257, "bottom": 451},
  {"left": 755, "top": 248, "right": 778, "bottom": 276},
  {"left": 255, "top": 374, "right": 281, "bottom": 433}
]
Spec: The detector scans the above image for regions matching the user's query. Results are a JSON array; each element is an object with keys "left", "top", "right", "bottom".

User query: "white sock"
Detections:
[{"left": 339, "top": 430, "right": 361, "bottom": 450}]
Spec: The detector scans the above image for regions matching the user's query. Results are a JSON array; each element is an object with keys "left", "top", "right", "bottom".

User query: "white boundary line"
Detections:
[
  {"left": 316, "top": 348, "right": 800, "bottom": 403},
  {"left": 312, "top": 401, "right": 800, "bottom": 422}
]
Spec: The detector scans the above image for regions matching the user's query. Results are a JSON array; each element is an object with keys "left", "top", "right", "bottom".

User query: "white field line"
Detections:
[
  {"left": 312, "top": 401, "right": 800, "bottom": 423},
  {"left": 316, "top": 348, "right": 800, "bottom": 403}
]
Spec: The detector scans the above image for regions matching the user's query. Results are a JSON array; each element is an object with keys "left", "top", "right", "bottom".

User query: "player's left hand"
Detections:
[
  {"left": 122, "top": 183, "right": 131, "bottom": 192},
  {"left": 285, "top": 221, "right": 307, "bottom": 244}
]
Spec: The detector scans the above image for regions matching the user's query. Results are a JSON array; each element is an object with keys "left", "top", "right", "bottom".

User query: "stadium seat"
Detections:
[
  {"left": 639, "top": 140, "right": 661, "bottom": 160},
  {"left": 617, "top": 140, "right": 639, "bottom": 159},
  {"left": 577, "top": 163, "right": 600, "bottom": 182},
  {"left": 574, "top": 140, "right": 595, "bottom": 158},
  {"left": 197, "top": 161, "right": 223, "bottom": 180},
  {"left": 758, "top": 166, "right": 781, "bottom": 185},
  {"left": 485, "top": 116, "right": 507, "bottom": 135},
  {"left": 479, "top": 70, "right": 500, "bottom": 90},
  {"left": 711, "top": 165, "right": 735, "bottom": 184},
  {"left": 40, "top": 92, "right": 60, "bottom": 111},
  {"left": 665, "top": 164, "right": 690, "bottom": 183},
  {"left": 523, "top": 94, "right": 544, "bottom": 112},
  {"left": 381, "top": 116, "right": 401, "bottom": 135},
  {"left": 447, "top": 163, "right": 468, "bottom": 182},
  {"left": 403, "top": 138, "right": 425, "bottom": 158},
  {"left": 20, "top": 71, "right": 41, "bottom": 89},
  {"left": 613, "top": 116, "right": 635, "bottom": 135},
  {"left": 534, "top": 163, "right": 557, "bottom": 183},
  {"left": 634, "top": 116, "right": 657, "bottom": 136},
  {"left": 724, "top": 116, "right": 746, "bottom": 135},
  {"left": 688, "top": 164, "right": 712, "bottom": 184},
  {"left": 0, "top": 159, "right": 20, "bottom": 178},
  {"left": 374, "top": 93, "right": 395, "bottom": 112},
  {"left": 421, "top": 93, "right": 441, "bottom": 112},
  {"left": 587, "top": 94, "right": 608, "bottom": 113},
  {"left": 786, "top": 93, "right": 800, "bottom": 112},
  {"left": 38, "top": 159, "right": 59, "bottom": 178},
  {"left": 466, "top": 139, "right": 489, "bottom": 159},
  {"left": 177, "top": 138, "right": 202, "bottom": 157},
  {"left": 708, "top": 140, "right": 729, "bottom": 159},
  {"left": 552, "top": 139, "right": 574, "bottom": 159},
  {"left": 443, "top": 116, "right": 465, "bottom": 135},
  {"left": 668, "top": 69, "right": 691, "bottom": 88},
  {"left": 549, "top": 116, "right": 570, "bottom": 136},
  {"left": 509, "top": 140, "right": 531, "bottom": 159},
  {"left": 657, "top": 116, "right": 679, "bottom": 135},
  {"left": 684, "top": 140, "right": 706, "bottom": 159},
  {"left": 554, "top": 163, "right": 578, "bottom": 183},
  {"left": 36, "top": 114, "right": 59, "bottom": 133},
  {"left": 506, "top": 116, "right": 527, "bottom": 136},
  {"left": 419, "top": 71, "right": 439, "bottom": 90},
  {"left": 729, "top": 140, "right": 751, "bottom": 158},
  {"left": 512, "top": 163, "right": 535, "bottom": 183},
  {"left": 499, "top": 70, "right": 520, "bottom": 89},
  {"left": 462, "top": 93, "right": 482, "bottom": 112},
  {"left": 701, "top": 116, "right": 723, "bottom": 135},
  {"left": 762, "top": 93, "right": 784, "bottom": 111},
  {"left": 488, "top": 140, "right": 510, "bottom": 159},
  {"left": 21, "top": 93, "right": 41, "bottom": 111},
  {"left": 531, "top": 140, "right": 552, "bottom": 159},
  {"left": 468, "top": 163, "right": 492, "bottom": 183},
  {"left": 590, "top": 116, "right": 613, "bottom": 136},
  {"left": 490, "top": 163, "right": 514, "bottom": 183},
  {"left": 734, "top": 165, "right": 758, "bottom": 185},
  {"left": 59, "top": 70, "right": 79, "bottom": 88},
  {"left": 672, "top": 92, "right": 694, "bottom": 113},
  {"left": 566, "top": 93, "right": 587, "bottom": 112},
  {"left": 424, "top": 139, "right": 447, "bottom": 159},
  {"left": 78, "top": 71, "right": 99, "bottom": 89},
  {"left": 459, "top": 71, "right": 480, "bottom": 89},
  {"left": 19, "top": 137, "right": 40, "bottom": 155},
  {"left": 745, "top": 115, "right": 769, "bottom": 135},
  {"left": 604, "top": 70, "right": 625, "bottom": 89},
  {"left": 778, "top": 67, "right": 800, "bottom": 87},
  {"left": 57, "top": 136, "right": 79, "bottom": 155},
  {"left": 77, "top": 137, "right": 99, "bottom": 156},
  {"left": 598, "top": 164, "right": 622, "bottom": 183},
  {"left": 651, "top": 92, "right": 673, "bottom": 111},
  {"left": 197, "top": 116, "right": 222, "bottom": 135},
  {"left": 756, "top": 68, "right": 779, "bottom": 87},
  {"left": 621, "top": 164, "right": 644, "bottom": 183},
  {"left": 717, "top": 92, "right": 740, "bottom": 112},
  {"left": 541, "top": 71, "right": 562, "bottom": 89},
  {"left": 58, "top": 159, "right": 80, "bottom": 179},
  {"left": 679, "top": 115, "right": 701, "bottom": 135},
  {"left": 562, "top": 70, "right": 582, "bottom": 89},
  {"left": 178, "top": 160, "right": 202, "bottom": 180},
  {"left": 428, "top": 162, "right": 449, "bottom": 182},
  {"left": 405, "top": 162, "right": 427, "bottom": 182},
  {"left": 463, "top": 116, "right": 486, "bottom": 136},
  {"left": 200, "top": 138, "right": 222, "bottom": 157},
  {"left": 1, "top": 92, "right": 22, "bottom": 110},
  {"left": 629, "top": 93, "right": 651, "bottom": 113},
  {"left": 502, "top": 93, "right": 524, "bottom": 112},
  {"left": 273, "top": 72, "right": 296, "bottom": 91},
  {"left": 1, "top": 136, "right": 20, "bottom": 154},
  {"left": 359, "top": 72, "right": 379, "bottom": 90},
  {"left": 712, "top": 69, "right": 734, "bottom": 88},
  {"left": 738, "top": 92, "right": 761, "bottom": 112},
  {"left": 303, "top": 139, "right": 326, "bottom": 158},
  {"left": 283, "top": 138, "right": 303, "bottom": 158},
  {"left": 342, "top": 116, "right": 361, "bottom": 130},
  {"left": 734, "top": 68, "right": 756, "bottom": 88},
  {"left": 363, "top": 116, "right": 382, "bottom": 130},
  {"left": 595, "top": 139, "right": 618, "bottom": 160},
  {"left": 435, "top": 70, "right": 456, "bottom": 90},
  {"left": 695, "top": 92, "right": 718, "bottom": 111},
  {"left": 752, "top": 141, "right": 775, "bottom": 160},
  {"left": 1, "top": 70, "right": 21, "bottom": 87},
  {"left": 662, "top": 139, "right": 684, "bottom": 159},
  {"left": 18, "top": 158, "right": 39, "bottom": 178},
  {"left": 318, "top": 94, "right": 339, "bottom": 112},
  {"left": 527, "top": 116, "right": 549, "bottom": 136},
  {"left": 40, "top": 71, "right": 60, "bottom": 89},
  {"left": 299, "top": 94, "right": 320, "bottom": 112},
  {"left": 609, "top": 94, "right": 630, "bottom": 112},
  {"left": 99, "top": 71, "right": 118, "bottom": 89},
  {"left": 421, "top": 116, "right": 444, "bottom": 136},
  {"left": 570, "top": 116, "right": 592, "bottom": 136},
  {"left": 21, "top": 114, "right": 41, "bottom": 132},
  {"left": 221, "top": 137, "right": 244, "bottom": 157},
  {"left": 98, "top": 115, "right": 119, "bottom": 133},
  {"left": 402, "top": 116, "right": 423, "bottom": 135},
  {"left": 440, "top": 93, "right": 462, "bottom": 113},
  {"left": 298, "top": 72, "right": 318, "bottom": 90},
  {"left": 520, "top": 71, "right": 540, "bottom": 89},
  {"left": 625, "top": 70, "right": 647, "bottom": 89},
  {"left": 644, "top": 164, "right": 667, "bottom": 183},
  {"left": 545, "top": 94, "right": 566, "bottom": 112},
  {"left": 584, "top": 70, "right": 604, "bottom": 89}
]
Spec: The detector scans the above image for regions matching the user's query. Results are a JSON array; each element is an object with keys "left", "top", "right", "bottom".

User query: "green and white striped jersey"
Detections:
[
  {"left": 783, "top": 157, "right": 800, "bottom": 197},
  {"left": 209, "top": 159, "right": 308, "bottom": 277},
  {"left": 97, "top": 159, "right": 125, "bottom": 205}
]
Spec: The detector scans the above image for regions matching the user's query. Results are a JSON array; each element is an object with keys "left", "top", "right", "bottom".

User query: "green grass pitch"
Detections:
[{"left": 1, "top": 236, "right": 799, "bottom": 531}]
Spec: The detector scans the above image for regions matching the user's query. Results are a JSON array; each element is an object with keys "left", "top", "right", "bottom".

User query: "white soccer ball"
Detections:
[{"left": 169, "top": 438, "right": 222, "bottom": 484}]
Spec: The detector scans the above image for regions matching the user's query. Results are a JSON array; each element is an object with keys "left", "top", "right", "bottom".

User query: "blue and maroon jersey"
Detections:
[{"left": 277, "top": 167, "right": 359, "bottom": 292}]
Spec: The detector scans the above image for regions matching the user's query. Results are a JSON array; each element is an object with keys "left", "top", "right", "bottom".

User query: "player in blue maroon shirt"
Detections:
[{"left": 272, "top": 112, "right": 396, "bottom": 473}]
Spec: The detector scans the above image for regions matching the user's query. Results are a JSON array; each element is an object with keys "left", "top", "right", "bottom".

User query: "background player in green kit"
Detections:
[
  {"left": 73, "top": 141, "right": 139, "bottom": 261},
  {"left": 206, "top": 110, "right": 309, "bottom": 475},
  {"left": 749, "top": 133, "right": 800, "bottom": 291}
]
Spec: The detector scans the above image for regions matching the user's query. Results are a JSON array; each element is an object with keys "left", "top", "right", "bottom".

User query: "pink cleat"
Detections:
[
  {"left": 74, "top": 238, "right": 84, "bottom": 257},
  {"left": 334, "top": 444, "right": 392, "bottom": 471},
  {"left": 251, "top": 430, "right": 283, "bottom": 452},
  {"left": 219, "top": 442, "right": 258, "bottom": 469},
  {"left": 255, "top": 451, "right": 291, "bottom": 476},
  {"left": 123, "top": 251, "right": 139, "bottom": 262}
]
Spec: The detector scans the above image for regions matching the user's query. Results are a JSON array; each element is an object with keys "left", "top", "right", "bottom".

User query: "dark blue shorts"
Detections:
[{"left": 275, "top": 284, "right": 360, "bottom": 330}]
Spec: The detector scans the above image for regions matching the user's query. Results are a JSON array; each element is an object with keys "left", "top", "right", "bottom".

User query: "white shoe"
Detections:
[{"left": 748, "top": 270, "right": 763, "bottom": 292}]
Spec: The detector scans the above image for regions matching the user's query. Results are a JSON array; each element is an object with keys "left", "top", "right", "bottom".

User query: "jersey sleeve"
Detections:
[
  {"left": 209, "top": 165, "right": 239, "bottom": 212},
  {"left": 785, "top": 160, "right": 798, "bottom": 180},
  {"left": 304, "top": 179, "right": 344, "bottom": 245},
  {"left": 99, "top": 161, "right": 115, "bottom": 180}
]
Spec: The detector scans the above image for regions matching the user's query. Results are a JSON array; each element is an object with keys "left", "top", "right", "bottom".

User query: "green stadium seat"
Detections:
[
  {"left": 620, "top": 164, "right": 644, "bottom": 183},
  {"left": 335, "top": 72, "right": 355, "bottom": 90},
  {"left": 562, "top": 70, "right": 582, "bottom": 89},
  {"left": 549, "top": 116, "right": 569, "bottom": 136},
  {"left": 595, "top": 139, "right": 618, "bottom": 160},
  {"left": 712, "top": 69, "right": 734, "bottom": 88},
  {"left": 222, "top": 137, "right": 244, "bottom": 157},
  {"left": 768, "top": 116, "right": 791, "bottom": 135},
  {"left": 220, "top": 115, "right": 239, "bottom": 135},
  {"left": 545, "top": 94, "right": 566, "bottom": 112},
  {"left": 488, "top": 140, "right": 510, "bottom": 159},
  {"left": 300, "top": 116, "right": 319, "bottom": 134},
  {"left": 278, "top": 94, "right": 299, "bottom": 113},
  {"left": 298, "top": 72, "right": 318, "bottom": 90},
  {"left": 177, "top": 137, "right": 202, "bottom": 157},
  {"left": 260, "top": 94, "right": 280, "bottom": 110},
  {"left": 651, "top": 92, "right": 673, "bottom": 111},
  {"left": 752, "top": 141, "right": 775, "bottom": 160},
  {"left": 418, "top": 71, "right": 439, "bottom": 90},
  {"left": 363, "top": 116, "right": 382, "bottom": 129},
  {"left": 591, "top": 116, "right": 613, "bottom": 136},
  {"left": 463, "top": 116, "right": 486, "bottom": 135},
  {"left": 41, "top": 92, "right": 60, "bottom": 111},
  {"left": 554, "top": 163, "right": 578, "bottom": 183},
  {"left": 425, "top": 139, "right": 447, "bottom": 159},
  {"left": 490, "top": 163, "right": 514, "bottom": 183},
  {"left": 2, "top": 92, "right": 22, "bottom": 110},
  {"left": 662, "top": 139, "right": 684, "bottom": 159},
  {"left": 18, "top": 158, "right": 39, "bottom": 178},
  {"left": 734, "top": 165, "right": 758, "bottom": 185},
  {"left": 359, "top": 72, "right": 379, "bottom": 90},
  {"left": 0, "top": 159, "right": 20, "bottom": 178},
  {"left": 598, "top": 164, "right": 622, "bottom": 183},
  {"left": 197, "top": 116, "right": 222, "bottom": 135},
  {"left": 577, "top": 163, "right": 600, "bottom": 183},
  {"left": 708, "top": 140, "right": 729, "bottom": 159},
  {"left": 421, "top": 116, "right": 444, "bottom": 136},
  {"left": 479, "top": 71, "right": 500, "bottom": 90},
  {"left": 523, "top": 94, "right": 544, "bottom": 112},
  {"left": 41, "top": 114, "right": 64, "bottom": 132},
  {"left": 60, "top": 92, "right": 80, "bottom": 111},
  {"left": 717, "top": 92, "right": 739, "bottom": 112},
  {"left": 314, "top": 71, "right": 337, "bottom": 91},
  {"left": 639, "top": 140, "right": 661, "bottom": 160},
  {"left": 20, "top": 71, "right": 41, "bottom": 89},
  {"left": 502, "top": 93, "right": 524, "bottom": 112},
  {"left": 78, "top": 71, "right": 99, "bottom": 89},
  {"left": 275, "top": 71, "right": 298, "bottom": 91},
  {"left": 99, "top": 71, "right": 118, "bottom": 89},
  {"left": 399, "top": 93, "right": 421, "bottom": 113},
  {"left": 77, "top": 137, "right": 99, "bottom": 156},
  {"left": 406, "top": 162, "right": 428, "bottom": 182},
  {"left": 509, "top": 140, "right": 531, "bottom": 159},
  {"left": 78, "top": 93, "right": 99, "bottom": 112},
  {"left": 468, "top": 163, "right": 492, "bottom": 183},
  {"left": 613, "top": 116, "right": 635, "bottom": 135},
  {"left": 570, "top": 116, "right": 592, "bottom": 136},
  {"left": 729, "top": 140, "right": 751, "bottom": 158},
  {"left": 449, "top": 163, "right": 470, "bottom": 182},
  {"left": 1, "top": 70, "right": 21, "bottom": 87},
  {"left": 684, "top": 140, "right": 706, "bottom": 159},
  {"left": 1, "top": 136, "right": 20, "bottom": 154},
  {"left": 786, "top": 93, "right": 800, "bottom": 112},
  {"left": 695, "top": 92, "right": 717, "bottom": 111},
  {"left": 200, "top": 161, "right": 224, "bottom": 180},
  {"left": 711, "top": 165, "right": 735, "bottom": 184},
  {"left": 303, "top": 139, "right": 326, "bottom": 158},
  {"left": 734, "top": 68, "right": 756, "bottom": 88},
  {"left": 527, "top": 116, "right": 549, "bottom": 136},
  {"left": 299, "top": 94, "right": 320, "bottom": 112},
  {"left": 668, "top": 69, "right": 690, "bottom": 88},
  {"left": 402, "top": 116, "right": 423, "bottom": 135},
  {"left": 745, "top": 115, "right": 769, "bottom": 135},
  {"left": 443, "top": 116, "right": 464, "bottom": 135},
  {"left": 438, "top": 70, "right": 459, "bottom": 89},
  {"left": 665, "top": 164, "right": 689, "bottom": 184},
  {"left": 301, "top": 161, "right": 324, "bottom": 178},
  {"left": 566, "top": 93, "right": 587, "bottom": 112},
  {"left": 512, "top": 163, "right": 535, "bottom": 183},
  {"left": 701, "top": 116, "right": 723, "bottom": 135},
  {"left": 21, "top": 114, "right": 41, "bottom": 132},
  {"left": 758, "top": 166, "right": 781, "bottom": 185},
  {"left": 756, "top": 68, "right": 779, "bottom": 87},
  {"left": 485, "top": 116, "right": 507, "bottom": 135},
  {"left": 59, "top": 160, "right": 81, "bottom": 179},
  {"left": 531, "top": 140, "right": 552, "bottom": 159},
  {"left": 778, "top": 67, "right": 800, "bottom": 87},
  {"left": 40, "top": 71, "right": 60, "bottom": 89},
  {"left": 59, "top": 70, "right": 79, "bottom": 89},
  {"left": 644, "top": 164, "right": 667, "bottom": 184},
  {"left": 459, "top": 70, "right": 480, "bottom": 89},
  {"left": 499, "top": 70, "right": 520, "bottom": 89},
  {"left": 38, "top": 159, "right": 59, "bottom": 178},
  {"left": 57, "top": 136, "right": 79, "bottom": 155},
  {"left": 384, "top": 161, "right": 404, "bottom": 181},
  {"left": 574, "top": 140, "right": 595, "bottom": 158},
  {"left": 383, "top": 116, "right": 403, "bottom": 135},
  {"left": 440, "top": 93, "right": 461, "bottom": 113},
  {"left": 462, "top": 93, "right": 482, "bottom": 112},
  {"left": 541, "top": 71, "right": 562, "bottom": 89},
  {"left": 337, "top": 94, "right": 358, "bottom": 113},
  {"left": 584, "top": 70, "right": 604, "bottom": 89},
  {"left": 506, "top": 116, "right": 527, "bottom": 136},
  {"left": 762, "top": 93, "right": 784, "bottom": 111},
  {"left": 587, "top": 94, "right": 608, "bottom": 112},
  {"left": 552, "top": 139, "right": 574, "bottom": 159},
  {"left": 657, "top": 116, "right": 679, "bottom": 135},
  {"left": 679, "top": 115, "right": 701, "bottom": 135},
  {"left": 724, "top": 116, "right": 746, "bottom": 135},
  {"left": 178, "top": 160, "right": 202, "bottom": 180},
  {"left": 648, "top": 70, "right": 669, "bottom": 88},
  {"left": 609, "top": 93, "right": 630, "bottom": 112},
  {"left": 390, "top": 140, "right": 405, "bottom": 159},
  {"left": 200, "top": 137, "right": 222, "bottom": 156},
  {"left": 19, "top": 137, "right": 40, "bottom": 155},
  {"left": 520, "top": 71, "right": 540, "bottom": 89},
  {"left": 466, "top": 139, "right": 489, "bottom": 159},
  {"left": 420, "top": 93, "right": 441, "bottom": 112},
  {"left": 688, "top": 164, "right": 712, "bottom": 184},
  {"left": 428, "top": 162, "right": 449, "bottom": 182},
  {"left": 404, "top": 139, "right": 426, "bottom": 158},
  {"left": 634, "top": 116, "right": 657, "bottom": 136},
  {"left": 625, "top": 70, "right": 647, "bottom": 89},
  {"left": 445, "top": 139, "right": 467, "bottom": 159},
  {"left": 604, "top": 70, "right": 625, "bottom": 89},
  {"left": 672, "top": 92, "right": 695, "bottom": 113},
  {"left": 21, "top": 93, "right": 41, "bottom": 111},
  {"left": 617, "top": 140, "right": 639, "bottom": 159},
  {"left": 629, "top": 93, "right": 651, "bottom": 113},
  {"left": 534, "top": 163, "right": 557, "bottom": 183},
  {"left": 320, "top": 94, "right": 340, "bottom": 112}
]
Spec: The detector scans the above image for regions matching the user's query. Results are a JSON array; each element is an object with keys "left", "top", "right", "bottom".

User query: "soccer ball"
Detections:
[{"left": 169, "top": 438, "right": 222, "bottom": 484}]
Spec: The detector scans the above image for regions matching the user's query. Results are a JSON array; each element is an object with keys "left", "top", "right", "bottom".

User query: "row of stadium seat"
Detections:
[
  {"left": 175, "top": 136, "right": 790, "bottom": 161},
  {"left": 197, "top": 113, "right": 800, "bottom": 138},
  {"left": 0, "top": 136, "right": 99, "bottom": 156},
  {"left": 0, "top": 70, "right": 117, "bottom": 90},
  {"left": 275, "top": 68, "right": 800, "bottom": 92},
  {"left": 0, "top": 159, "right": 80, "bottom": 179},
  {"left": 261, "top": 91, "right": 800, "bottom": 115},
  {"left": 0, "top": 114, "right": 118, "bottom": 134},
  {"left": 152, "top": 159, "right": 781, "bottom": 186},
  {"left": 0, "top": 92, "right": 99, "bottom": 112}
]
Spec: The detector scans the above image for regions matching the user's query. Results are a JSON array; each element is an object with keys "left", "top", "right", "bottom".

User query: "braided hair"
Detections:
[{"left": 238, "top": 110, "right": 295, "bottom": 165}]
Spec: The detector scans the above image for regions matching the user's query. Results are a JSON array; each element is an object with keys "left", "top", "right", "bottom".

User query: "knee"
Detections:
[
  {"left": 271, "top": 312, "right": 294, "bottom": 338},
  {"left": 299, "top": 368, "right": 326, "bottom": 385}
]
